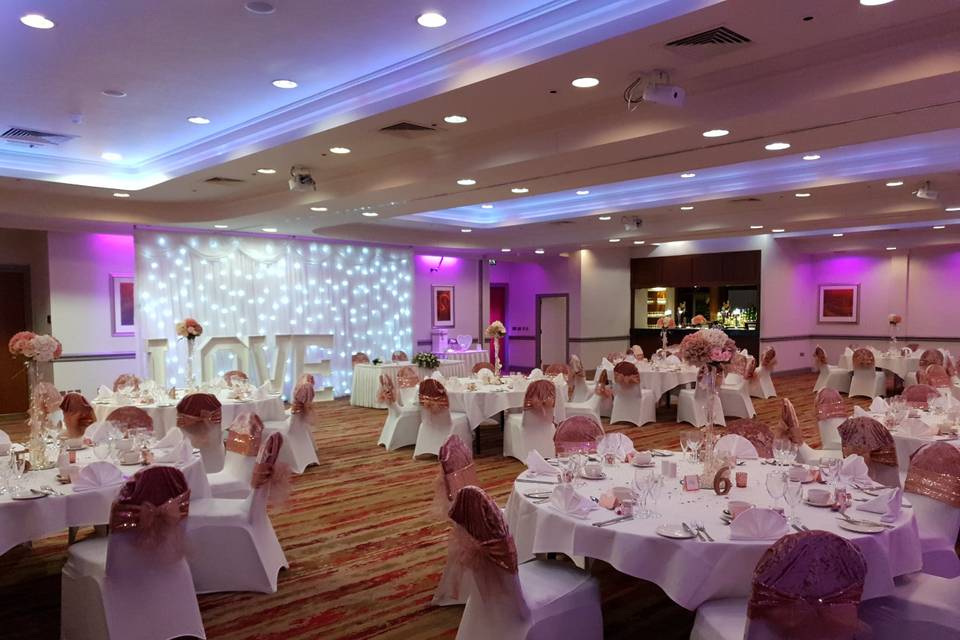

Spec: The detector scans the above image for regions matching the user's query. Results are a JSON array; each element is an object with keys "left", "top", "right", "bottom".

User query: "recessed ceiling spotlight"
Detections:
[
  {"left": 750, "top": 225, "right": 764, "bottom": 229},
  {"left": 702, "top": 129, "right": 729, "bottom": 138},
  {"left": 860, "top": 0, "right": 895, "bottom": 5},
  {"left": 309, "top": 206, "right": 328, "bottom": 212},
  {"left": 885, "top": 180, "right": 904, "bottom": 187},
  {"left": 609, "top": 238, "right": 621, "bottom": 243},
  {"left": 244, "top": 1, "right": 276, "bottom": 14},
  {"left": 886, "top": 246, "right": 897, "bottom": 250},
  {"left": 833, "top": 233, "right": 844, "bottom": 237},
  {"left": 214, "top": 224, "right": 230, "bottom": 229},
  {"left": 598, "top": 215, "right": 612, "bottom": 221},
  {"left": 456, "top": 178, "right": 476, "bottom": 186},
  {"left": 680, "top": 206, "right": 695, "bottom": 211},
  {"left": 102, "top": 89, "right": 127, "bottom": 98},
  {"left": 535, "top": 249, "right": 545, "bottom": 254},
  {"left": 112, "top": 192, "right": 130, "bottom": 198},
  {"left": 802, "top": 154, "right": 821, "bottom": 161},
  {"left": 481, "top": 204, "right": 494, "bottom": 209},
  {"left": 329, "top": 146, "right": 351, "bottom": 154},
  {"left": 501, "top": 248, "right": 511, "bottom": 253},
  {"left": 271, "top": 79, "right": 298, "bottom": 89},
  {"left": 680, "top": 172, "right": 696, "bottom": 179},
  {"left": 100, "top": 152, "right": 122, "bottom": 162},
  {"left": 795, "top": 192, "right": 811, "bottom": 198},
  {"left": 571, "top": 77, "right": 599, "bottom": 88},
  {"left": 460, "top": 228, "right": 472, "bottom": 233},
  {"left": 20, "top": 14, "right": 55, "bottom": 29},
  {"left": 262, "top": 227, "right": 278, "bottom": 233},
  {"left": 511, "top": 187, "right": 529, "bottom": 194},
  {"left": 444, "top": 114, "right": 467, "bottom": 124},
  {"left": 187, "top": 116, "right": 211, "bottom": 125},
  {"left": 417, "top": 12, "right": 447, "bottom": 27},
  {"left": 256, "top": 168, "right": 276, "bottom": 174},
  {"left": 765, "top": 142, "right": 791, "bottom": 151},
  {"left": 361, "top": 211, "right": 379, "bottom": 217},
  {"left": 633, "top": 240, "right": 645, "bottom": 245},
  {"left": 576, "top": 190, "right": 590, "bottom": 195},
  {"left": 933, "top": 225, "right": 946, "bottom": 230},
  {"left": 772, "top": 228, "right": 786, "bottom": 233}
]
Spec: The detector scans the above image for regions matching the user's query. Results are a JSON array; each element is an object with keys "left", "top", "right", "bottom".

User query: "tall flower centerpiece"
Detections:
[
  {"left": 887, "top": 313, "right": 902, "bottom": 351},
  {"left": 656, "top": 314, "right": 676, "bottom": 350},
  {"left": 484, "top": 321, "right": 507, "bottom": 377},
  {"left": 175, "top": 318, "right": 203, "bottom": 390},
  {"left": 9, "top": 331, "right": 63, "bottom": 469},
  {"left": 679, "top": 328, "right": 737, "bottom": 483}
]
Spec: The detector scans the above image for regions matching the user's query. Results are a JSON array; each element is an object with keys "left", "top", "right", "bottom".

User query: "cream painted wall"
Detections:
[
  {"left": 413, "top": 254, "right": 484, "bottom": 352},
  {"left": 573, "top": 248, "right": 632, "bottom": 368}
]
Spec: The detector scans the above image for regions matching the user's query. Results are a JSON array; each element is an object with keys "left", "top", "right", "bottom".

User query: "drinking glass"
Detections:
[
  {"left": 819, "top": 458, "right": 840, "bottom": 491},
  {"left": 0, "top": 454, "right": 12, "bottom": 495},
  {"left": 783, "top": 479, "right": 803, "bottom": 523},
  {"left": 12, "top": 455, "right": 27, "bottom": 492},
  {"left": 647, "top": 474, "right": 664, "bottom": 519},
  {"left": 765, "top": 471, "right": 786, "bottom": 510},
  {"left": 633, "top": 470, "right": 651, "bottom": 518},
  {"left": 679, "top": 436, "right": 690, "bottom": 463},
  {"left": 93, "top": 441, "right": 111, "bottom": 461},
  {"left": 687, "top": 434, "right": 703, "bottom": 463},
  {"left": 783, "top": 441, "right": 799, "bottom": 466}
]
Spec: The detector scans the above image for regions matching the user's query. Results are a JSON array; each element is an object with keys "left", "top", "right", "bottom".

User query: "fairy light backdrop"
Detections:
[{"left": 133, "top": 230, "right": 413, "bottom": 397}]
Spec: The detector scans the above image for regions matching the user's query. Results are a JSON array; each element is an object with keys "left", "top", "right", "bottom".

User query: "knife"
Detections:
[
  {"left": 516, "top": 478, "right": 557, "bottom": 485},
  {"left": 592, "top": 515, "right": 633, "bottom": 528}
]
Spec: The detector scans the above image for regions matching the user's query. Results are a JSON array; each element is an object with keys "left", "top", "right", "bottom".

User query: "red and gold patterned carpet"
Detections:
[{"left": 1, "top": 371, "right": 873, "bottom": 639}]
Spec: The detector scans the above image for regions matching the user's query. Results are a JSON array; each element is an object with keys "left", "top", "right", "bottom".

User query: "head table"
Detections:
[
  {"left": 0, "top": 446, "right": 209, "bottom": 556},
  {"left": 350, "top": 360, "right": 465, "bottom": 408},
  {"left": 505, "top": 457, "right": 921, "bottom": 610}
]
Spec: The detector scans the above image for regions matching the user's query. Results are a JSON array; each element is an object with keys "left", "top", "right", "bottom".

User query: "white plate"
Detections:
[
  {"left": 656, "top": 524, "right": 696, "bottom": 539},
  {"left": 837, "top": 520, "right": 885, "bottom": 534},
  {"left": 580, "top": 471, "right": 607, "bottom": 480},
  {"left": 10, "top": 489, "right": 47, "bottom": 500},
  {"left": 803, "top": 498, "right": 834, "bottom": 508},
  {"left": 630, "top": 462, "right": 655, "bottom": 468}
]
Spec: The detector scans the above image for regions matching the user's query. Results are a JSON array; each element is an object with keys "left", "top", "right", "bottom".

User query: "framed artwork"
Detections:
[
  {"left": 817, "top": 284, "right": 859, "bottom": 324},
  {"left": 431, "top": 285, "right": 455, "bottom": 327},
  {"left": 110, "top": 274, "right": 136, "bottom": 336}
]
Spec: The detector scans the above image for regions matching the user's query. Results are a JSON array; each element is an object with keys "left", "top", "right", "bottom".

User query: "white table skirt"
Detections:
[
  {"left": 838, "top": 352, "right": 920, "bottom": 379},
  {"left": 435, "top": 349, "right": 488, "bottom": 372},
  {"left": 93, "top": 396, "right": 286, "bottom": 438},
  {"left": 351, "top": 361, "right": 465, "bottom": 408},
  {"left": 0, "top": 449, "right": 209, "bottom": 556},
  {"left": 600, "top": 363, "right": 700, "bottom": 399},
  {"left": 446, "top": 380, "right": 567, "bottom": 429},
  {"left": 505, "top": 458, "right": 921, "bottom": 610}
]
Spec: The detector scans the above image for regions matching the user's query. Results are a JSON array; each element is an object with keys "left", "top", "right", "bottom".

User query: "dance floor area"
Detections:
[{"left": 0, "top": 371, "right": 872, "bottom": 640}]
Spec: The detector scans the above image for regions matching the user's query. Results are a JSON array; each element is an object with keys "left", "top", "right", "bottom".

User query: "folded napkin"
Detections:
[
  {"left": 597, "top": 433, "right": 636, "bottom": 461},
  {"left": 856, "top": 487, "right": 902, "bottom": 523},
  {"left": 599, "top": 358, "right": 612, "bottom": 370},
  {"left": 551, "top": 374, "right": 566, "bottom": 387},
  {"left": 252, "top": 382, "right": 272, "bottom": 400},
  {"left": 525, "top": 450, "right": 560, "bottom": 476},
  {"left": 729, "top": 507, "right": 789, "bottom": 540},
  {"left": 528, "top": 368, "right": 543, "bottom": 380},
  {"left": 845, "top": 347, "right": 854, "bottom": 355},
  {"left": 84, "top": 422, "right": 111, "bottom": 444},
  {"left": 72, "top": 461, "right": 125, "bottom": 492},
  {"left": 899, "top": 417, "right": 937, "bottom": 437},
  {"left": 838, "top": 454, "right": 872, "bottom": 486},
  {"left": 549, "top": 484, "right": 598, "bottom": 519},
  {"left": 664, "top": 355, "right": 681, "bottom": 366},
  {"left": 94, "top": 385, "right": 114, "bottom": 403},
  {"left": 869, "top": 397, "right": 889, "bottom": 413},
  {"left": 218, "top": 388, "right": 235, "bottom": 401},
  {"left": 853, "top": 406, "right": 871, "bottom": 418},
  {"left": 444, "top": 378, "right": 463, "bottom": 392},
  {"left": 714, "top": 434, "right": 759, "bottom": 460},
  {"left": 624, "top": 355, "right": 638, "bottom": 364},
  {"left": 155, "top": 427, "right": 185, "bottom": 448},
  {"left": 155, "top": 439, "right": 193, "bottom": 464},
  {"left": 476, "top": 368, "right": 494, "bottom": 383}
]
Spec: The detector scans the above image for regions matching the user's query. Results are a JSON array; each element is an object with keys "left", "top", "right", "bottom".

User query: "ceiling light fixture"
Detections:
[
  {"left": 20, "top": 13, "right": 54, "bottom": 29},
  {"left": 100, "top": 152, "right": 122, "bottom": 161},
  {"left": 214, "top": 224, "right": 229, "bottom": 229},
  {"left": 245, "top": 2, "right": 276, "bottom": 15},
  {"left": 112, "top": 192, "right": 130, "bottom": 198},
  {"left": 256, "top": 168, "right": 276, "bottom": 174},
  {"left": 609, "top": 238, "right": 621, "bottom": 243},
  {"left": 765, "top": 142, "right": 791, "bottom": 151},
  {"left": 511, "top": 187, "right": 529, "bottom": 194},
  {"left": 501, "top": 248, "right": 511, "bottom": 253},
  {"left": 361, "top": 211, "right": 379, "bottom": 217},
  {"left": 571, "top": 77, "right": 599, "bottom": 88},
  {"left": 860, "top": 0, "right": 895, "bottom": 5},
  {"left": 102, "top": 89, "right": 127, "bottom": 98},
  {"left": 481, "top": 204, "right": 494, "bottom": 209},
  {"left": 271, "top": 79, "right": 298, "bottom": 89},
  {"left": 444, "top": 114, "right": 467, "bottom": 124},
  {"left": 598, "top": 215, "right": 612, "bottom": 221},
  {"left": 802, "top": 154, "right": 821, "bottom": 161},
  {"left": 309, "top": 206, "right": 328, "bottom": 212},
  {"left": 187, "top": 116, "right": 211, "bottom": 125},
  {"left": 933, "top": 225, "right": 946, "bottom": 230},
  {"left": 576, "top": 190, "right": 590, "bottom": 195},
  {"left": 460, "top": 228, "right": 472, "bottom": 233},
  {"left": 886, "top": 246, "right": 897, "bottom": 250},
  {"left": 680, "top": 206, "right": 695, "bottom": 211},
  {"left": 795, "top": 192, "right": 811, "bottom": 198},
  {"left": 329, "top": 146, "right": 351, "bottom": 154},
  {"left": 262, "top": 227, "right": 278, "bottom": 233},
  {"left": 702, "top": 129, "right": 729, "bottom": 138},
  {"left": 680, "top": 172, "right": 696, "bottom": 179},
  {"left": 772, "top": 228, "right": 786, "bottom": 233},
  {"left": 885, "top": 180, "right": 904, "bottom": 187},
  {"left": 417, "top": 12, "right": 447, "bottom": 28},
  {"left": 833, "top": 233, "right": 844, "bottom": 237},
  {"left": 633, "top": 240, "right": 645, "bottom": 245},
  {"left": 535, "top": 249, "right": 545, "bottom": 255},
  {"left": 456, "top": 178, "right": 476, "bottom": 186}
]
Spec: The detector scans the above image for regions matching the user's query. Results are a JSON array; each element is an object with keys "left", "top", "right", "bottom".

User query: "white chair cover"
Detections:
[{"left": 414, "top": 379, "right": 472, "bottom": 459}]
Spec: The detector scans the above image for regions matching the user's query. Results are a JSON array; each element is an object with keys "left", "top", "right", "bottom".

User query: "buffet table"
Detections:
[
  {"left": 505, "top": 457, "right": 921, "bottom": 610},
  {"left": 93, "top": 395, "right": 286, "bottom": 438},
  {"left": 351, "top": 360, "right": 465, "bottom": 408}
]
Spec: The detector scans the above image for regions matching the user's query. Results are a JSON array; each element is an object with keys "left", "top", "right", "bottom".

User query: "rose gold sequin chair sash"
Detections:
[
  {"left": 724, "top": 352, "right": 750, "bottom": 378},
  {"left": 554, "top": 415, "right": 604, "bottom": 455},
  {"left": 419, "top": 378, "right": 450, "bottom": 412},
  {"left": 377, "top": 374, "right": 397, "bottom": 405},
  {"left": 523, "top": 379, "right": 556, "bottom": 417},
  {"left": 396, "top": 366, "right": 419, "bottom": 389},
  {"left": 61, "top": 392, "right": 96, "bottom": 438},
  {"left": 544, "top": 363, "right": 570, "bottom": 378},
  {"left": 839, "top": 417, "right": 898, "bottom": 467},
  {"left": 391, "top": 350, "right": 408, "bottom": 362},
  {"left": 224, "top": 412, "right": 264, "bottom": 456},
  {"left": 919, "top": 349, "right": 944, "bottom": 370},
  {"left": 112, "top": 373, "right": 141, "bottom": 392},
  {"left": 439, "top": 435, "right": 477, "bottom": 502},
  {"left": 251, "top": 432, "right": 290, "bottom": 506},
  {"left": 595, "top": 369, "right": 614, "bottom": 400},
  {"left": 904, "top": 442, "right": 960, "bottom": 508},
  {"left": 175, "top": 393, "right": 222, "bottom": 445},
  {"left": 109, "top": 466, "right": 191, "bottom": 554},
  {"left": 351, "top": 352, "right": 370, "bottom": 365},
  {"left": 851, "top": 348, "right": 875, "bottom": 369},
  {"left": 291, "top": 381, "right": 315, "bottom": 414},
  {"left": 918, "top": 365, "right": 951, "bottom": 389},
  {"left": 106, "top": 406, "right": 154, "bottom": 434},
  {"left": 816, "top": 389, "right": 848, "bottom": 420},
  {"left": 613, "top": 361, "right": 641, "bottom": 387},
  {"left": 902, "top": 384, "right": 939, "bottom": 409},
  {"left": 726, "top": 418, "right": 776, "bottom": 458}
]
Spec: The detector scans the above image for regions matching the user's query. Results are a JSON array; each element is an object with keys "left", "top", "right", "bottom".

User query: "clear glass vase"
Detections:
[{"left": 695, "top": 365, "right": 724, "bottom": 483}]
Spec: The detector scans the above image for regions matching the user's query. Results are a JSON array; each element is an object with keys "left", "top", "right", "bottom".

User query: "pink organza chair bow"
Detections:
[
  {"left": 225, "top": 412, "right": 264, "bottom": 457},
  {"left": 778, "top": 398, "right": 805, "bottom": 446},
  {"left": 298, "top": 373, "right": 315, "bottom": 387},
  {"left": 594, "top": 369, "right": 614, "bottom": 400},
  {"left": 351, "top": 352, "right": 370, "bottom": 366},
  {"left": 918, "top": 365, "right": 951, "bottom": 389},
  {"left": 290, "top": 381, "right": 315, "bottom": 415},
  {"left": 523, "top": 379, "right": 556, "bottom": 418},
  {"left": 432, "top": 435, "right": 479, "bottom": 519},
  {"left": 472, "top": 362, "right": 494, "bottom": 374},
  {"left": 760, "top": 347, "right": 777, "bottom": 369},
  {"left": 33, "top": 381, "right": 61, "bottom": 419},
  {"left": 176, "top": 393, "right": 224, "bottom": 471},
  {"left": 816, "top": 389, "right": 847, "bottom": 420},
  {"left": 61, "top": 392, "right": 96, "bottom": 439},
  {"left": 744, "top": 531, "right": 867, "bottom": 639},
  {"left": 377, "top": 373, "right": 397, "bottom": 405},
  {"left": 629, "top": 345, "right": 644, "bottom": 359},
  {"left": 107, "top": 406, "right": 154, "bottom": 434},
  {"left": 396, "top": 365, "right": 419, "bottom": 389},
  {"left": 419, "top": 378, "right": 450, "bottom": 412},
  {"left": 251, "top": 432, "right": 290, "bottom": 507},
  {"left": 905, "top": 442, "right": 960, "bottom": 508},
  {"left": 554, "top": 415, "right": 604, "bottom": 455},
  {"left": 112, "top": 373, "right": 141, "bottom": 392},
  {"left": 391, "top": 350, "right": 408, "bottom": 362},
  {"left": 726, "top": 418, "right": 775, "bottom": 458},
  {"left": 919, "top": 349, "right": 944, "bottom": 370},
  {"left": 902, "top": 384, "right": 939, "bottom": 409},
  {"left": 745, "top": 358, "right": 757, "bottom": 380},
  {"left": 223, "top": 370, "right": 248, "bottom": 386},
  {"left": 839, "top": 416, "right": 899, "bottom": 485},
  {"left": 544, "top": 363, "right": 570, "bottom": 378},
  {"left": 851, "top": 348, "right": 875, "bottom": 369},
  {"left": 109, "top": 466, "right": 191, "bottom": 557},
  {"left": 567, "top": 355, "right": 587, "bottom": 401},
  {"left": 612, "top": 361, "right": 641, "bottom": 387},
  {"left": 725, "top": 352, "right": 750, "bottom": 378},
  {"left": 813, "top": 346, "right": 828, "bottom": 368}
]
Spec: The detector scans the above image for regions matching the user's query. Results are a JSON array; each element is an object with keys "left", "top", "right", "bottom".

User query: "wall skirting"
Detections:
[
  {"left": 569, "top": 336, "right": 630, "bottom": 343},
  {"left": 57, "top": 351, "right": 136, "bottom": 362}
]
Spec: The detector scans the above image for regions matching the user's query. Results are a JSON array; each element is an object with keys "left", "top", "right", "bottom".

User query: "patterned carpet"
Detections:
[{"left": 0, "top": 371, "right": 874, "bottom": 639}]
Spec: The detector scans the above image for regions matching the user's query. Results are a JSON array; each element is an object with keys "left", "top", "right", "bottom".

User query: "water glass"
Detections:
[
  {"left": 783, "top": 479, "right": 803, "bottom": 523},
  {"left": 765, "top": 471, "right": 786, "bottom": 510},
  {"left": 93, "top": 441, "right": 111, "bottom": 461},
  {"left": 647, "top": 474, "right": 664, "bottom": 519},
  {"left": 12, "top": 455, "right": 27, "bottom": 491},
  {"left": 819, "top": 458, "right": 840, "bottom": 490},
  {"left": 0, "top": 455, "right": 11, "bottom": 495}
]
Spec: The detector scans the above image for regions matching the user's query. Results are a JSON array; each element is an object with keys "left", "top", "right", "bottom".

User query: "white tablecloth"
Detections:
[
  {"left": 839, "top": 351, "right": 920, "bottom": 378},
  {"left": 93, "top": 395, "right": 286, "bottom": 438},
  {"left": 867, "top": 409, "right": 960, "bottom": 471},
  {"left": 350, "top": 361, "right": 465, "bottom": 408},
  {"left": 0, "top": 448, "right": 209, "bottom": 556},
  {"left": 446, "top": 379, "right": 567, "bottom": 428},
  {"left": 435, "top": 349, "right": 488, "bottom": 372},
  {"left": 600, "top": 362, "right": 700, "bottom": 399},
  {"left": 505, "top": 458, "right": 921, "bottom": 610}
]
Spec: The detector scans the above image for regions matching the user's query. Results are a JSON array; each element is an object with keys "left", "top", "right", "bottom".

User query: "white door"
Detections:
[{"left": 538, "top": 295, "right": 567, "bottom": 367}]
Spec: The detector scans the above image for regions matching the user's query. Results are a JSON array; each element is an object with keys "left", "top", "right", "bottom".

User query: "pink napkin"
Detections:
[
  {"left": 549, "top": 484, "right": 598, "bottom": 519},
  {"left": 524, "top": 450, "right": 559, "bottom": 476},
  {"left": 899, "top": 418, "right": 937, "bottom": 437},
  {"left": 597, "top": 433, "right": 636, "bottom": 460},
  {"left": 729, "top": 507, "right": 789, "bottom": 540},
  {"left": 72, "top": 461, "right": 125, "bottom": 492},
  {"left": 715, "top": 434, "right": 759, "bottom": 459},
  {"left": 855, "top": 487, "right": 902, "bottom": 523},
  {"left": 838, "top": 454, "right": 872, "bottom": 486}
]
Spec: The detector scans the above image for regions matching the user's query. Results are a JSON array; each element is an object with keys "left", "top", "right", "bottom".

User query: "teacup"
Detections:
[
  {"left": 632, "top": 451, "right": 653, "bottom": 465},
  {"left": 729, "top": 500, "right": 753, "bottom": 519},
  {"left": 583, "top": 461, "right": 603, "bottom": 477},
  {"left": 119, "top": 449, "right": 141, "bottom": 465},
  {"left": 788, "top": 466, "right": 811, "bottom": 482},
  {"left": 807, "top": 488, "right": 832, "bottom": 505}
]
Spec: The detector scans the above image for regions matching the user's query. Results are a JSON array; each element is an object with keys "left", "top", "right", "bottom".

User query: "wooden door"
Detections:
[{"left": 0, "top": 269, "right": 30, "bottom": 414}]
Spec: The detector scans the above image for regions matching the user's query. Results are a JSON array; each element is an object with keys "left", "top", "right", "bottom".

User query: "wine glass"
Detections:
[
  {"left": 633, "top": 470, "right": 651, "bottom": 518},
  {"left": 647, "top": 474, "right": 664, "bottom": 519},
  {"left": 679, "top": 435, "right": 690, "bottom": 463},
  {"left": 0, "top": 454, "right": 12, "bottom": 495},
  {"left": 92, "top": 440, "right": 111, "bottom": 461},
  {"left": 783, "top": 479, "right": 803, "bottom": 524},
  {"left": 687, "top": 435, "right": 703, "bottom": 463},
  {"left": 783, "top": 441, "right": 799, "bottom": 466},
  {"left": 819, "top": 458, "right": 840, "bottom": 492},
  {"left": 765, "top": 471, "right": 786, "bottom": 510},
  {"left": 12, "top": 455, "right": 27, "bottom": 493}
]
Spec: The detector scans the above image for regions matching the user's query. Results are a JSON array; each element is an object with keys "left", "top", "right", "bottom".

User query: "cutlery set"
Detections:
[{"left": 682, "top": 521, "right": 713, "bottom": 541}]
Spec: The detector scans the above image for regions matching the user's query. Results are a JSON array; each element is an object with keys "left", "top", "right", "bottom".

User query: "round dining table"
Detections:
[
  {"left": 839, "top": 350, "right": 921, "bottom": 379},
  {"left": 505, "top": 457, "right": 922, "bottom": 610},
  {"left": 0, "top": 446, "right": 209, "bottom": 556},
  {"left": 445, "top": 377, "right": 567, "bottom": 429},
  {"left": 93, "top": 394, "right": 286, "bottom": 438},
  {"left": 599, "top": 361, "right": 700, "bottom": 399}
]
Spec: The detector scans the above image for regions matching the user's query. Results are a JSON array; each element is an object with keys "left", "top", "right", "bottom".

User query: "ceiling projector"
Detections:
[
  {"left": 914, "top": 181, "right": 938, "bottom": 201},
  {"left": 288, "top": 166, "right": 316, "bottom": 192},
  {"left": 642, "top": 83, "right": 686, "bottom": 107}
]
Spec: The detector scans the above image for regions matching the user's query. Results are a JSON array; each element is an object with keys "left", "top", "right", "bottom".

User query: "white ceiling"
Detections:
[{"left": 1, "top": 0, "right": 959, "bottom": 255}]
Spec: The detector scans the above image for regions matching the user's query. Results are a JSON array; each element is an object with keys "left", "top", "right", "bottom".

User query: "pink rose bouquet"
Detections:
[
  {"left": 9, "top": 331, "right": 62, "bottom": 362},
  {"left": 175, "top": 318, "right": 204, "bottom": 340},
  {"left": 888, "top": 314, "right": 902, "bottom": 326},
  {"left": 656, "top": 316, "right": 676, "bottom": 329},
  {"left": 679, "top": 328, "right": 737, "bottom": 368}
]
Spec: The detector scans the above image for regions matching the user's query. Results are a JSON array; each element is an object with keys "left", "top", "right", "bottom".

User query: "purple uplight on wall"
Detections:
[{"left": 416, "top": 255, "right": 459, "bottom": 272}]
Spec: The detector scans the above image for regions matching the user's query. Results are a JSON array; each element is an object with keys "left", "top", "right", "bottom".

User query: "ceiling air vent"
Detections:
[
  {"left": 204, "top": 176, "right": 246, "bottom": 185},
  {"left": 665, "top": 26, "right": 750, "bottom": 61},
  {"left": 379, "top": 121, "right": 438, "bottom": 139},
  {"left": 1, "top": 127, "right": 77, "bottom": 147}
]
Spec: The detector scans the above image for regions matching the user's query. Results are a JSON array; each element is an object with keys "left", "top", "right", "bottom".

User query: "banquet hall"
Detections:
[{"left": 2, "top": 1, "right": 960, "bottom": 638}]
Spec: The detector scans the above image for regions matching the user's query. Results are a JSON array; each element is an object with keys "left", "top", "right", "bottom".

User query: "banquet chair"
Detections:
[
  {"left": 859, "top": 572, "right": 960, "bottom": 640},
  {"left": 352, "top": 352, "right": 371, "bottom": 365},
  {"left": 717, "top": 353, "right": 756, "bottom": 419},
  {"left": 568, "top": 355, "right": 593, "bottom": 402},
  {"left": 747, "top": 347, "right": 777, "bottom": 399},
  {"left": 723, "top": 419, "right": 773, "bottom": 458},
  {"left": 848, "top": 348, "right": 886, "bottom": 399},
  {"left": 377, "top": 372, "right": 421, "bottom": 451},
  {"left": 185, "top": 432, "right": 289, "bottom": 594},
  {"left": 677, "top": 369, "right": 727, "bottom": 428},
  {"left": 608, "top": 361, "right": 656, "bottom": 427},
  {"left": 901, "top": 384, "right": 940, "bottom": 409},
  {"left": 60, "top": 467, "right": 205, "bottom": 640},
  {"left": 443, "top": 486, "right": 603, "bottom": 640},
  {"left": 176, "top": 393, "right": 225, "bottom": 473},
  {"left": 917, "top": 365, "right": 951, "bottom": 390},
  {"left": 553, "top": 415, "right": 604, "bottom": 456},
  {"left": 778, "top": 397, "right": 842, "bottom": 463},
  {"left": 223, "top": 369, "right": 248, "bottom": 386},
  {"left": 262, "top": 381, "right": 319, "bottom": 473},
  {"left": 544, "top": 363, "right": 570, "bottom": 378},
  {"left": 902, "top": 443, "right": 960, "bottom": 578},
  {"left": 504, "top": 380, "right": 557, "bottom": 461},
  {"left": 207, "top": 413, "right": 263, "bottom": 499},
  {"left": 812, "top": 346, "right": 852, "bottom": 394},
  {"left": 691, "top": 531, "right": 867, "bottom": 640},
  {"left": 593, "top": 368, "right": 613, "bottom": 419},
  {"left": 472, "top": 361, "right": 495, "bottom": 375},
  {"left": 432, "top": 435, "right": 480, "bottom": 607},
  {"left": 111, "top": 373, "right": 141, "bottom": 392},
  {"left": 414, "top": 379, "right": 472, "bottom": 458},
  {"left": 905, "top": 349, "right": 945, "bottom": 387},
  {"left": 105, "top": 406, "right": 154, "bottom": 435},
  {"left": 838, "top": 416, "right": 900, "bottom": 487},
  {"left": 392, "top": 350, "right": 409, "bottom": 362},
  {"left": 564, "top": 387, "right": 603, "bottom": 426},
  {"left": 815, "top": 389, "right": 847, "bottom": 451},
  {"left": 61, "top": 392, "right": 97, "bottom": 440}
]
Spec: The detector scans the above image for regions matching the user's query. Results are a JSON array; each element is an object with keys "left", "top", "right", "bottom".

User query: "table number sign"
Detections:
[
  {"left": 713, "top": 467, "right": 732, "bottom": 495},
  {"left": 682, "top": 474, "right": 700, "bottom": 491}
]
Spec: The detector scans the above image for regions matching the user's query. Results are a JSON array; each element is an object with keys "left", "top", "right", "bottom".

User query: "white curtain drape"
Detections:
[{"left": 134, "top": 230, "right": 413, "bottom": 396}]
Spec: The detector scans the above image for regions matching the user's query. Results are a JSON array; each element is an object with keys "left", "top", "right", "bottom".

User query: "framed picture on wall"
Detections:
[
  {"left": 110, "top": 274, "right": 136, "bottom": 336},
  {"left": 431, "top": 285, "right": 455, "bottom": 327},
  {"left": 817, "top": 284, "right": 859, "bottom": 324}
]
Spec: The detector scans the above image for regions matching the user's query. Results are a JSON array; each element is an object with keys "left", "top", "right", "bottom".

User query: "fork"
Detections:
[
  {"left": 682, "top": 522, "right": 704, "bottom": 540},
  {"left": 695, "top": 520, "right": 714, "bottom": 542}
]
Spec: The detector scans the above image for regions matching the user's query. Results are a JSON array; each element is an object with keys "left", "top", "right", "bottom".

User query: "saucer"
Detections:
[
  {"left": 803, "top": 498, "right": 833, "bottom": 508},
  {"left": 837, "top": 520, "right": 885, "bottom": 534},
  {"left": 580, "top": 471, "right": 607, "bottom": 480},
  {"left": 656, "top": 524, "right": 696, "bottom": 539},
  {"left": 630, "top": 460, "right": 655, "bottom": 468}
]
